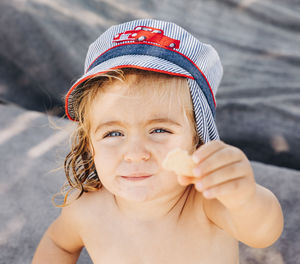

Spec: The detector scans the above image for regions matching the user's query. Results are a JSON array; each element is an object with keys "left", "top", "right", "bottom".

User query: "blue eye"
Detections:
[
  {"left": 151, "top": 128, "right": 170, "bottom": 134},
  {"left": 104, "top": 131, "right": 123, "bottom": 138}
]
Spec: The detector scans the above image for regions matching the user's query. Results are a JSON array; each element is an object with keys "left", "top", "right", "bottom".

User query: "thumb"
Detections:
[{"left": 177, "top": 175, "right": 195, "bottom": 186}]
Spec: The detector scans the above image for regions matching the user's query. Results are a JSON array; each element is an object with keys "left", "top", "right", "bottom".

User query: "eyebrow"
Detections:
[
  {"left": 94, "top": 121, "right": 124, "bottom": 134},
  {"left": 147, "top": 118, "right": 181, "bottom": 127},
  {"left": 94, "top": 118, "right": 181, "bottom": 134}
]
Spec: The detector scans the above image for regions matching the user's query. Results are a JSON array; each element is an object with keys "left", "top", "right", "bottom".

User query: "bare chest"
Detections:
[
  {"left": 81, "top": 217, "right": 238, "bottom": 264},
  {"left": 77, "top": 188, "right": 239, "bottom": 264}
]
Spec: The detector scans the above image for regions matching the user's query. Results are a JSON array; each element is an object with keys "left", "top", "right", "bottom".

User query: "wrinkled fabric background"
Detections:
[{"left": 0, "top": 0, "right": 299, "bottom": 263}]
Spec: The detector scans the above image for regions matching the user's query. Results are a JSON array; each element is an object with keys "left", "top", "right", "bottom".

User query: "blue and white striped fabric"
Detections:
[{"left": 65, "top": 19, "right": 223, "bottom": 143}]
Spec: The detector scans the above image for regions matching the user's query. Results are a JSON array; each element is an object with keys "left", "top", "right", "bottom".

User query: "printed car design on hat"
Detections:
[{"left": 113, "top": 26, "right": 180, "bottom": 49}]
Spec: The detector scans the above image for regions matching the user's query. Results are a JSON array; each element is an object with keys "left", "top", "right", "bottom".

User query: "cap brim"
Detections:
[{"left": 65, "top": 55, "right": 193, "bottom": 121}]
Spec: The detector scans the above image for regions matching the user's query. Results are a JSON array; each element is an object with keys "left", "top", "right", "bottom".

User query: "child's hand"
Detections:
[{"left": 181, "top": 140, "right": 256, "bottom": 210}]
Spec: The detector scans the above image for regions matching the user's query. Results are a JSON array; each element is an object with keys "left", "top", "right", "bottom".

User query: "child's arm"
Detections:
[
  {"left": 202, "top": 183, "right": 283, "bottom": 248},
  {"left": 179, "top": 140, "right": 284, "bottom": 248},
  {"left": 32, "top": 206, "right": 84, "bottom": 263}
]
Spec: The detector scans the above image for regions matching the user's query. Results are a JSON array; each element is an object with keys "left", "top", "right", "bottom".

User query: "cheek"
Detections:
[
  {"left": 182, "top": 123, "right": 197, "bottom": 151},
  {"left": 151, "top": 137, "right": 191, "bottom": 166},
  {"left": 92, "top": 144, "right": 120, "bottom": 174},
  {"left": 167, "top": 134, "right": 194, "bottom": 150}
]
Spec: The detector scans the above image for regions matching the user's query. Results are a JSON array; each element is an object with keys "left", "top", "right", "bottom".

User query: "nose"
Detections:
[{"left": 123, "top": 138, "right": 151, "bottom": 162}]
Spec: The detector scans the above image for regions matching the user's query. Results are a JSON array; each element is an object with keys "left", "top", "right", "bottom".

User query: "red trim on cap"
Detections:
[
  {"left": 65, "top": 65, "right": 193, "bottom": 121},
  {"left": 86, "top": 43, "right": 216, "bottom": 107}
]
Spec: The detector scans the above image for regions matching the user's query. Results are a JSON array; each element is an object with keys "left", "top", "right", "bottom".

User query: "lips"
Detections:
[{"left": 120, "top": 173, "right": 153, "bottom": 181}]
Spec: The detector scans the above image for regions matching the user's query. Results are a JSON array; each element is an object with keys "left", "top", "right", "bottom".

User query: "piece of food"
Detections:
[{"left": 162, "top": 148, "right": 195, "bottom": 176}]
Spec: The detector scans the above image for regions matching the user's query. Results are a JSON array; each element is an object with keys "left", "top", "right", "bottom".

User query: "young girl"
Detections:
[{"left": 32, "top": 19, "right": 283, "bottom": 264}]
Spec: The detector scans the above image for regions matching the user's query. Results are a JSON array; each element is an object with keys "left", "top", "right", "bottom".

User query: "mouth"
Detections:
[{"left": 120, "top": 174, "right": 153, "bottom": 181}]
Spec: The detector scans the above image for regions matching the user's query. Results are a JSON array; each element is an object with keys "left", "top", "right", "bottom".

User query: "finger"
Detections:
[
  {"left": 192, "top": 140, "right": 226, "bottom": 164},
  {"left": 195, "top": 160, "right": 248, "bottom": 191},
  {"left": 193, "top": 146, "right": 244, "bottom": 178},
  {"left": 201, "top": 177, "right": 248, "bottom": 199}
]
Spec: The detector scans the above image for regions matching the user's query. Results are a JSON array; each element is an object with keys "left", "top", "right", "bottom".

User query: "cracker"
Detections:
[{"left": 162, "top": 148, "right": 195, "bottom": 176}]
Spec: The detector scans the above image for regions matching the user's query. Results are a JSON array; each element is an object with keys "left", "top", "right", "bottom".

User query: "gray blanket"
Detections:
[
  {"left": 0, "top": 0, "right": 299, "bottom": 263},
  {"left": 0, "top": 104, "right": 299, "bottom": 263}
]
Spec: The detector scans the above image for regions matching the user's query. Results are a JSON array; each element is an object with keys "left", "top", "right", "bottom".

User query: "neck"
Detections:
[{"left": 113, "top": 186, "right": 192, "bottom": 222}]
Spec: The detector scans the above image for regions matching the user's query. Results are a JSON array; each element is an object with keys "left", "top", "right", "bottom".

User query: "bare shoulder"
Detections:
[
  {"left": 189, "top": 187, "right": 238, "bottom": 247},
  {"left": 201, "top": 191, "right": 236, "bottom": 236},
  {"left": 47, "top": 188, "right": 109, "bottom": 253},
  {"left": 188, "top": 186, "right": 227, "bottom": 229},
  {"left": 181, "top": 186, "right": 210, "bottom": 225},
  {"left": 62, "top": 187, "right": 110, "bottom": 223}
]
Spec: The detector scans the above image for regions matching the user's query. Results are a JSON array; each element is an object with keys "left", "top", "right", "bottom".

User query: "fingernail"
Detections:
[
  {"left": 195, "top": 181, "right": 203, "bottom": 191},
  {"left": 193, "top": 168, "right": 201, "bottom": 177},
  {"left": 192, "top": 154, "right": 200, "bottom": 163},
  {"left": 203, "top": 190, "right": 212, "bottom": 198}
]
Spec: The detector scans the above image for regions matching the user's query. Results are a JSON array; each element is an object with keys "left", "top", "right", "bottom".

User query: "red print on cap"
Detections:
[{"left": 113, "top": 26, "right": 180, "bottom": 49}]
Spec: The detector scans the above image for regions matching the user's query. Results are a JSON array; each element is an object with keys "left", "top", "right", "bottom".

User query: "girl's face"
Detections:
[{"left": 89, "top": 75, "right": 195, "bottom": 202}]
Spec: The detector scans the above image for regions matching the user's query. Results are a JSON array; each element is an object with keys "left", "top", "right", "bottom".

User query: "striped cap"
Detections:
[{"left": 65, "top": 19, "right": 223, "bottom": 142}]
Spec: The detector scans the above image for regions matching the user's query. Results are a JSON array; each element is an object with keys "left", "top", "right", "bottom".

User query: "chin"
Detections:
[{"left": 117, "top": 188, "right": 154, "bottom": 202}]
